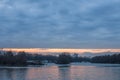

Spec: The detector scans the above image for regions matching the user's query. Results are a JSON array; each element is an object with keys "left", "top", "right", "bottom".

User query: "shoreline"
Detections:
[{"left": 0, "top": 63, "right": 120, "bottom": 68}]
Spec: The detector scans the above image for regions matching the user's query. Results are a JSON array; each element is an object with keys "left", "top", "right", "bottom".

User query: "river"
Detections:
[{"left": 0, "top": 63, "right": 120, "bottom": 80}]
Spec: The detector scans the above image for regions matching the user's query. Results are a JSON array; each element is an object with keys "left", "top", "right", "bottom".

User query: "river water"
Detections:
[{"left": 0, "top": 63, "right": 120, "bottom": 80}]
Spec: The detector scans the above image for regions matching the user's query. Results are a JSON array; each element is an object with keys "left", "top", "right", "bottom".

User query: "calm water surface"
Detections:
[{"left": 0, "top": 63, "right": 120, "bottom": 80}]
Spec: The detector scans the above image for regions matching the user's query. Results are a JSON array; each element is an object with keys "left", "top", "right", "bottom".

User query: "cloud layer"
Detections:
[{"left": 0, "top": 0, "right": 120, "bottom": 48}]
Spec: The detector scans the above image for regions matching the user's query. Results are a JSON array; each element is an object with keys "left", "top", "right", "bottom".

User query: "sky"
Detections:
[
  {"left": 0, "top": 0, "right": 120, "bottom": 48},
  {"left": 1, "top": 48, "right": 120, "bottom": 54}
]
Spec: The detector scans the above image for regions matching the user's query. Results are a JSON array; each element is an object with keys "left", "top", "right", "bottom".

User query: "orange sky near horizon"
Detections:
[{"left": 0, "top": 48, "right": 120, "bottom": 54}]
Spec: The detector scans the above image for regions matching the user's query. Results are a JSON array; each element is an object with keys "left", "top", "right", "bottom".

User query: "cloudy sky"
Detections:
[{"left": 0, "top": 0, "right": 120, "bottom": 48}]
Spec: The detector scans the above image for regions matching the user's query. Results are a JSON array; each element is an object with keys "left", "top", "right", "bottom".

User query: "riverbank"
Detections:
[{"left": 0, "top": 63, "right": 120, "bottom": 68}]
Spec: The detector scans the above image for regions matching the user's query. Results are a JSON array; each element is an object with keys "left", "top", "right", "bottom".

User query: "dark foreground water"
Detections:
[{"left": 0, "top": 63, "right": 120, "bottom": 80}]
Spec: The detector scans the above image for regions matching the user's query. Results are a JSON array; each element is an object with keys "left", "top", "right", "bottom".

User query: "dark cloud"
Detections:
[{"left": 0, "top": 0, "right": 120, "bottom": 48}]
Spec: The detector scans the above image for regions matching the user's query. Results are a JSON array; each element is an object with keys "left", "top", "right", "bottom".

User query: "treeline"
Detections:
[
  {"left": 0, "top": 51, "right": 27, "bottom": 66},
  {"left": 91, "top": 54, "right": 120, "bottom": 64},
  {"left": 57, "top": 53, "right": 90, "bottom": 64},
  {"left": 0, "top": 51, "right": 120, "bottom": 66},
  {"left": 0, "top": 51, "right": 90, "bottom": 65}
]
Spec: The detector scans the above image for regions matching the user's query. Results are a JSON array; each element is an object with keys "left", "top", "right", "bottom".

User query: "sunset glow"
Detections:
[{"left": 1, "top": 48, "right": 120, "bottom": 54}]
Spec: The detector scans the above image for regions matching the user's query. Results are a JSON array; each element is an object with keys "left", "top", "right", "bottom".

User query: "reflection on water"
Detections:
[
  {"left": 58, "top": 66, "right": 71, "bottom": 80},
  {"left": 0, "top": 68, "right": 27, "bottom": 80},
  {"left": 0, "top": 64, "right": 120, "bottom": 80}
]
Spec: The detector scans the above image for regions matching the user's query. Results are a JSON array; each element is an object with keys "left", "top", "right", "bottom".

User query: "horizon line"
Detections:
[{"left": 0, "top": 48, "right": 120, "bottom": 54}]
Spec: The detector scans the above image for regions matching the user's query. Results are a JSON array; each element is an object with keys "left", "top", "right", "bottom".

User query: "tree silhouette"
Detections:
[{"left": 57, "top": 53, "right": 71, "bottom": 64}]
